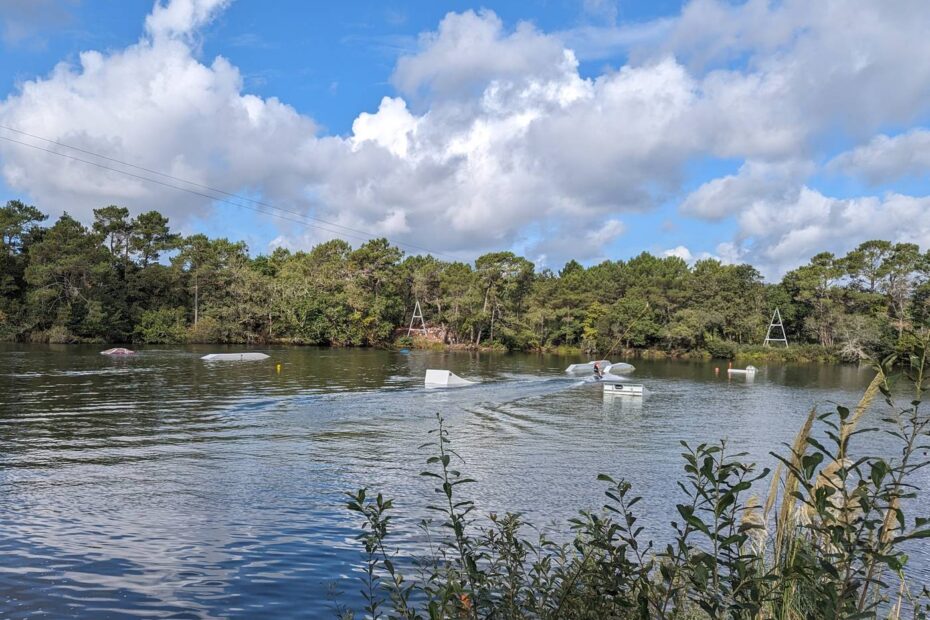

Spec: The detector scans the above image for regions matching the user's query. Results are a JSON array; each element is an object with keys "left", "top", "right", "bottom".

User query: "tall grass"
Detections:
[{"left": 344, "top": 334, "right": 930, "bottom": 619}]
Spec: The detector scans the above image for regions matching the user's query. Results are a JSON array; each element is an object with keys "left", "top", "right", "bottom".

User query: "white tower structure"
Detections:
[
  {"left": 763, "top": 308, "right": 789, "bottom": 347},
  {"left": 407, "top": 300, "right": 427, "bottom": 336}
]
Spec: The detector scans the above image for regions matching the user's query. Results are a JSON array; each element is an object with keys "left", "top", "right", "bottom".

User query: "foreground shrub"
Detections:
[{"left": 345, "top": 337, "right": 930, "bottom": 619}]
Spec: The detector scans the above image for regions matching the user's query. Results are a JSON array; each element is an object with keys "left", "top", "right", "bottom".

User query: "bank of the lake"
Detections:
[
  {"left": 403, "top": 333, "right": 843, "bottom": 363},
  {"left": 4, "top": 202, "right": 927, "bottom": 365}
]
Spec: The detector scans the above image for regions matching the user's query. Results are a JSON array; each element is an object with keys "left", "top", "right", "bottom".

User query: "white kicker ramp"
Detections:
[
  {"left": 425, "top": 369, "right": 476, "bottom": 387},
  {"left": 201, "top": 353, "right": 270, "bottom": 361}
]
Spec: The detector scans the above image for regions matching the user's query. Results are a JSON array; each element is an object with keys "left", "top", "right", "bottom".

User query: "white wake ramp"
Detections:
[
  {"left": 201, "top": 353, "right": 270, "bottom": 361},
  {"left": 424, "top": 369, "right": 477, "bottom": 388}
]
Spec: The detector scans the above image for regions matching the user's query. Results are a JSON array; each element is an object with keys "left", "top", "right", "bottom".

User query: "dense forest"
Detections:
[{"left": 2, "top": 199, "right": 929, "bottom": 361}]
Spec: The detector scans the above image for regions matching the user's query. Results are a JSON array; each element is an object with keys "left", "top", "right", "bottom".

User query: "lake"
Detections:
[{"left": 0, "top": 344, "right": 925, "bottom": 618}]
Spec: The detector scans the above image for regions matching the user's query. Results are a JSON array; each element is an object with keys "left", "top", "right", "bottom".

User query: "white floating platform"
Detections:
[
  {"left": 583, "top": 372, "right": 632, "bottom": 384},
  {"left": 201, "top": 353, "right": 270, "bottom": 361},
  {"left": 603, "top": 383, "right": 644, "bottom": 396},
  {"left": 727, "top": 365, "right": 757, "bottom": 375},
  {"left": 565, "top": 360, "right": 611, "bottom": 374},
  {"left": 425, "top": 369, "right": 476, "bottom": 387}
]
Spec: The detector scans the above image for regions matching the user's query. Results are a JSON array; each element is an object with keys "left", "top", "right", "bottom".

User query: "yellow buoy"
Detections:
[{"left": 276, "top": 363, "right": 282, "bottom": 374}]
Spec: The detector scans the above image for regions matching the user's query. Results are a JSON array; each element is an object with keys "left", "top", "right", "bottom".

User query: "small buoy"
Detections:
[
  {"left": 276, "top": 363, "right": 281, "bottom": 374},
  {"left": 715, "top": 367, "right": 720, "bottom": 375}
]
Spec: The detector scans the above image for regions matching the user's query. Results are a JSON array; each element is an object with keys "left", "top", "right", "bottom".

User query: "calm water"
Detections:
[{"left": 0, "top": 344, "right": 925, "bottom": 618}]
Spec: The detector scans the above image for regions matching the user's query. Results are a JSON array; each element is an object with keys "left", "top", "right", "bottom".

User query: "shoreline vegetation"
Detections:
[
  {"left": 2, "top": 200, "right": 930, "bottom": 364},
  {"left": 341, "top": 342, "right": 930, "bottom": 619}
]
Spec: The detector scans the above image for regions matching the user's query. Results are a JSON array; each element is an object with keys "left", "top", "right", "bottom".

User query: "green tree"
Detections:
[
  {"left": 92, "top": 205, "right": 132, "bottom": 261},
  {"left": 24, "top": 213, "right": 115, "bottom": 339},
  {"left": 131, "top": 210, "right": 179, "bottom": 267},
  {"left": 783, "top": 252, "right": 845, "bottom": 347},
  {"left": 0, "top": 200, "right": 47, "bottom": 337}
]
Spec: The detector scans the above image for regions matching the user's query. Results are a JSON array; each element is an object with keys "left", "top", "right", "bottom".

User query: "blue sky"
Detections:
[{"left": 1, "top": 0, "right": 928, "bottom": 277}]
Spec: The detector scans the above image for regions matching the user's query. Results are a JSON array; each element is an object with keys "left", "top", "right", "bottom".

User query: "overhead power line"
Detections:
[{"left": 0, "top": 124, "right": 457, "bottom": 260}]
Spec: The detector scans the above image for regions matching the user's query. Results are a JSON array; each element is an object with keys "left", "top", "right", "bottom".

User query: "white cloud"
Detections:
[
  {"left": 680, "top": 159, "right": 812, "bottom": 220},
  {"left": 729, "top": 188, "right": 930, "bottom": 277},
  {"left": 145, "top": 0, "right": 230, "bottom": 40},
  {"left": 555, "top": 19, "right": 674, "bottom": 61},
  {"left": 351, "top": 97, "right": 419, "bottom": 158},
  {"left": 663, "top": 245, "right": 693, "bottom": 261},
  {"left": 0, "top": 28, "right": 318, "bottom": 234},
  {"left": 828, "top": 129, "right": 930, "bottom": 184},
  {"left": 392, "top": 10, "right": 577, "bottom": 102},
  {"left": 661, "top": 245, "right": 720, "bottom": 264},
  {"left": 648, "top": 0, "right": 930, "bottom": 139}
]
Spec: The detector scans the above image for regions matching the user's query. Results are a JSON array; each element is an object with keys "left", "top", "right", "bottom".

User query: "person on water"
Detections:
[{"left": 593, "top": 362, "right": 603, "bottom": 379}]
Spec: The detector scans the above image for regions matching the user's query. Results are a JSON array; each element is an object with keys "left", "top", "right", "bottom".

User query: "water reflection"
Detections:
[{"left": 0, "top": 344, "right": 923, "bottom": 618}]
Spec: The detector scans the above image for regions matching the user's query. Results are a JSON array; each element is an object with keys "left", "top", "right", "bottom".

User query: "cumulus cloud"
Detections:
[
  {"left": 650, "top": 0, "right": 930, "bottom": 138},
  {"left": 680, "top": 160, "right": 812, "bottom": 220},
  {"left": 0, "top": 22, "right": 318, "bottom": 234},
  {"left": 1, "top": 0, "right": 930, "bottom": 271},
  {"left": 392, "top": 10, "right": 576, "bottom": 102},
  {"left": 828, "top": 129, "right": 930, "bottom": 184},
  {"left": 555, "top": 19, "right": 674, "bottom": 62},
  {"left": 145, "top": 0, "right": 230, "bottom": 40},
  {"left": 662, "top": 245, "right": 721, "bottom": 264},
  {"left": 728, "top": 188, "right": 930, "bottom": 277},
  {"left": 663, "top": 245, "right": 693, "bottom": 261}
]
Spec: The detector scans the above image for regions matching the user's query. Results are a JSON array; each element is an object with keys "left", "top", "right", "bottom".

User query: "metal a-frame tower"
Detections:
[
  {"left": 763, "top": 308, "right": 789, "bottom": 347},
  {"left": 407, "top": 300, "right": 427, "bottom": 336}
]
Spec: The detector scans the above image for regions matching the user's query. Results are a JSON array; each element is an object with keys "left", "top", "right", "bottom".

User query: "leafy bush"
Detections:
[
  {"left": 134, "top": 307, "right": 187, "bottom": 344},
  {"left": 187, "top": 316, "right": 223, "bottom": 343},
  {"left": 736, "top": 344, "right": 839, "bottom": 364},
  {"left": 344, "top": 339, "right": 930, "bottom": 619},
  {"left": 704, "top": 339, "right": 737, "bottom": 359},
  {"left": 30, "top": 325, "right": 76, "bottom": 344}
]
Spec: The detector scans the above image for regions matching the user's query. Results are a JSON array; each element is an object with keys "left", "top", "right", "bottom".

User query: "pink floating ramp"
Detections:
[{"left": 101, "top": 348, "right": 135, "bottom": 355}]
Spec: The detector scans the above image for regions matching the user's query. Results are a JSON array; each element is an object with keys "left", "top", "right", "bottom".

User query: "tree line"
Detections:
[{"left": 2, "top": 200, "right": 929, "bottom": 360}]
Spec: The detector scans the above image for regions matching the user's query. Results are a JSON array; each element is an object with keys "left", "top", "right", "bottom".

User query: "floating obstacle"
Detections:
[
  {"left": 565, "top": 360, "right": 611, "bottom": 374},
  {"left": 604, "top": 362, "right": 635, "bottom": 375},
  {"left": 603, "top": 383, "right": 644, "bottom": 396},
  {"left": 201, "top": 353, "right": 270, "bottom": 361},
  {"left": 101, "top": 348, "right": 135, "bottom": 356},
  {"left": 727, "top": 365, "right": 758, "bottom": 376},
  {"left": 584, "top": 372, "right": 633, "bottom": 384},
  {"left": 424, "top": 369, "right": 476, "bottom": 387},
  {"left": 565, "top": 360, "right": 636, "bottom": 375}
]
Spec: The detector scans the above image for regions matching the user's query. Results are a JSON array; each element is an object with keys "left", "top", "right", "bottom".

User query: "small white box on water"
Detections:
[{"left": 603, "top": 383, "right": 644, "bottom": 396}]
